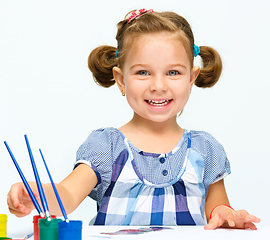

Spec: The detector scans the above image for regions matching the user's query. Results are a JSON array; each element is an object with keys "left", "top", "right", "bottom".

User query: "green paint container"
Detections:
[
  {"left": 33, "top": 215, "right": 56, "bottom": 240},
  {"left": 38, "top": 218, "right": 62, "bottom": 240}
]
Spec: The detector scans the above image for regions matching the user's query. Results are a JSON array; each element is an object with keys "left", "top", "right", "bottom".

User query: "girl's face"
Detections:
[{"left": 114, "top": 32, "right": 200, "bottom": 124}]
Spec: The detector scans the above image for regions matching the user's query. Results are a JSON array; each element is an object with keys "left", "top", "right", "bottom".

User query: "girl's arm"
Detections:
[
  {"left": 204, "top": 179, "right": 260, "bottom": 230},
  {"left": 7, "top": 163, "right": 97, "bottom": 217}
]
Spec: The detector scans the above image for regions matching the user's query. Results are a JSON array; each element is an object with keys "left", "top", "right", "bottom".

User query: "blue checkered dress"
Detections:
[{"left": 75, "top": 128, "right": 230, "bottom": 225}]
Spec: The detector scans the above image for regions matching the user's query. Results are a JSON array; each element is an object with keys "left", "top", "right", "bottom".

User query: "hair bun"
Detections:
[
  {"left": 88, "top": 45, "right": 118, "bottom": 88},
  {"left": 195, "top": 46, "right": 222, "bottom": 88}
]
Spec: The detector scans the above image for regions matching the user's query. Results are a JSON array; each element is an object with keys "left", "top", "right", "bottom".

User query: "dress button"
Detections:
[
  {"left": 162, "top": 170, "right": 168, "bottom": 176},
  {"left": 159, "top": 157, "right": 165, "bottom": 164}
]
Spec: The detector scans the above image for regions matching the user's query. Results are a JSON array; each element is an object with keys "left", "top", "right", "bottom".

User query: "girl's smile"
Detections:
[
  {"left": 145, "top": 99, "right": 172, "bottom": 107},
  {"left": 145, "top": 99, "right": 172, "bottom": 113},
  {"left": 114, "top": 32, "right": 200, "bottom": 124}
]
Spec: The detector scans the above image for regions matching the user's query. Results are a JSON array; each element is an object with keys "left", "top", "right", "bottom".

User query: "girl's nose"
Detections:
[{"left": 149, "top": 75, "right": 168, "bottom": 92}]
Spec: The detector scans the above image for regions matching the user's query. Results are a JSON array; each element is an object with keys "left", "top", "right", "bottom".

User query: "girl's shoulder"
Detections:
[
  {"left": 188, "top": 130, "right": 226, "bottom": 155},
  {"left": 189, "top": 130, "right": 222, "bottom": 144},
  {"left": 77, "top": 127, "right": 125, "bottom": 156},
  {"left": 188, "top": 130, "right": 230, "bottom": 185},
  {"left": 87, "top": 127, "right": 123, "bottom": 143}
]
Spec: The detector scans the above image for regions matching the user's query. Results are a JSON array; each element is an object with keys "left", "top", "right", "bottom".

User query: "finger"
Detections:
[
  {"left": 9, "top": 210, "right": 30, "bottom": 218},
  {"left": 244, "top": 222, "right": 258, "bottom": 230},
  {"left": 8, "top": 183, "right": 25, "bottom": 206},
  {"left": 8, "top": 199, "right": 31, "bottom": 215},
  {"left": 7, "top": 183, "right": 34, "bottom": 216},
  {"left": 7, "top": 190, "right": 20, "bottom": 211},
  {"left": 224, "top": 212, "right": 235, "bottom": 227},
  {"left": 234, "top": 210, "right": 261, "bottom": 225},
  {"left": 245, "top": 214, "right": 261, "bottom": 223},
  {"left": 204, "top": 215, "right": 224, "bottom": 230},
  {"left": 8, "top": 204, "right": 31, "bottom": 217},
  {"left": 204, "top": 222, "right": 217, "bottom": 230},
  {"left": 231, "top": 210, "right": 261, "bottom": 229}
]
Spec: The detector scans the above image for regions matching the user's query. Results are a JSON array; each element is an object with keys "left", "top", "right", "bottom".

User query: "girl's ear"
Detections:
[
  {"left": 190, "top": 66, "right": 200, "bottom": 88},
  {"left": 113, "top": 67, "right": 125, "bottom": 95}
]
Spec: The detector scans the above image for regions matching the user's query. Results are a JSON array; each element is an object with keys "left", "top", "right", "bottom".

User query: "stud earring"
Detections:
[{"left": 121, "top": 91, "right": 125, "bottom": 96}]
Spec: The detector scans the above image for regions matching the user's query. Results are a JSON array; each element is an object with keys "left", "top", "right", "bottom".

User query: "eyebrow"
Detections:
[
  {"left": 130, "top": 63, "right": 187, "bottom": 70},
  {"left": 168, "top": 63, "right": 187, "bottom": 69},
  {"left": 130, "top": 64, "right": 148, "bottom": 70}
]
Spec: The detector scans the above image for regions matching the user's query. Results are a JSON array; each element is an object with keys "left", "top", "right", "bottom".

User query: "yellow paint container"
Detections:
[{"left": 0, "top": 214, "right": 7, "bottom": 237}]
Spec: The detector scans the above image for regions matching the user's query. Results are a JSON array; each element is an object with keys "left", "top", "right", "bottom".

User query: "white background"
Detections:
[{"left": 0, "top": 0, "right": 269, "bottom": 237}]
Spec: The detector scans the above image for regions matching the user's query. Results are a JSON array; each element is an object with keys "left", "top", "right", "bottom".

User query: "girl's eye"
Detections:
[
  {"left": 168, "top": 70, "right": 180, "bottom": 76},
  {"left": 137, "top": 70, "right": 149, "bottom": 76}
]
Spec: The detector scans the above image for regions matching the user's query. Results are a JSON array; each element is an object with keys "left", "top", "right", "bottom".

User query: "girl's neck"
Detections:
[
  {"left": 132, "top": 113, "right": 180, "bottom": 133},
  {"left": 118, "top": 113, "right": 184, "bottom": 154}
]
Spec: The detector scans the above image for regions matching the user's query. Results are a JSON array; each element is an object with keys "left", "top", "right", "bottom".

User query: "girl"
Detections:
[{"left": 7, "top": 9, "right": 260, "bottom": 230}]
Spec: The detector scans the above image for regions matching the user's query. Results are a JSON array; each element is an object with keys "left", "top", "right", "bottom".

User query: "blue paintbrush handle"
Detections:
[
  {"left": 24, "top": 135, "right": 51, "bottom": 219},
  {"left": 4, "top": 141, "right": 44, "bottom": 217},
  {"left": 39, "top": 149, "right": 69, "bottom": 222}
]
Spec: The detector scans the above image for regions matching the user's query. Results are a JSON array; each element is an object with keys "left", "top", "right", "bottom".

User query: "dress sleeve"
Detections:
[
  {"left": 75, "top": 128, "right": 123, "bottom": 203},
  {"left": 191, "top": 131, "right": 231, "bottom": 191}
]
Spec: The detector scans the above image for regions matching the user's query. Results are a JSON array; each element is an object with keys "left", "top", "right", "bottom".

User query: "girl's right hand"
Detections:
[{"left": 7, "top": 182, "right": 38, "bottom": 217}]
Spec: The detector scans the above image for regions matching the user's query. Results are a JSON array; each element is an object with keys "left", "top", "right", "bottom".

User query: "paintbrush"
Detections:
[
  {"left": 4, "top": 141, "right": 45, "bottom": 218},
  {"left": 39, "top": 149, "right": 69, "bottom": 222},
  {"left": 24, "top": 135, "right": 51, "bottom": 221}
]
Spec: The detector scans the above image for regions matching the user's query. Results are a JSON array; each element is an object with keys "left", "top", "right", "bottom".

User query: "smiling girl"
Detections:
[{"left": 7, "top": 9, "right": 260, "bottom": 229}]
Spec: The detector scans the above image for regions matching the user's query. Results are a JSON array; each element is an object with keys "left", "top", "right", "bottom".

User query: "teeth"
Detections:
[{"left": 147, "top": 100, "right": 170, "bottom": 106}]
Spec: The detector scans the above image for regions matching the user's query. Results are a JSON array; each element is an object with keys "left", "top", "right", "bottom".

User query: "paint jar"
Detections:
[
  {"left": 58, "top": 220, "right": 82, "bottom": 240},
  {"left": 0, "top": 214, "right": 7, "bottom": 237},
  {"left": 39, "top": 218, "right": 62, "bottom": 240},
  {"left": 33, "top": 215, "right": 56, "bottom": 240}
]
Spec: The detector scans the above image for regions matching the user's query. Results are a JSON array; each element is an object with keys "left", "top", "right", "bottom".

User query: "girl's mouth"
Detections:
[{"left": 146, "top": 99, "right": 171, "bottom": 106}]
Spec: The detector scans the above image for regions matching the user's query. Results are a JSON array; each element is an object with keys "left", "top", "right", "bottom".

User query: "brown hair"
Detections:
[{"left": 88, "top": 10, "right": 222, "bottom": 88}]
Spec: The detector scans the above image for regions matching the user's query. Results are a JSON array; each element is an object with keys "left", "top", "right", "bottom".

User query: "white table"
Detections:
[
  {"left": 17, "top": 225, "right": 269, "bottom": 240},
  {"left": 75, "top": 226, "right": 270, "bottom": 240}
]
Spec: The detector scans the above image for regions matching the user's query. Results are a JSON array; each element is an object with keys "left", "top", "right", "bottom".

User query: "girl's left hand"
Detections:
[{"left": 204, "top": 205, "right": 261, "bottom": 230}]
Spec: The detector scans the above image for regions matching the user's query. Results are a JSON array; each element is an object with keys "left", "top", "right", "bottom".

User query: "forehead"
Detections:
[
  {"left": 130, "top": 31, "right": 183, "bottom": 48},
  {"left": 124, "top": 32, "right": 191, "bottom": 68}
]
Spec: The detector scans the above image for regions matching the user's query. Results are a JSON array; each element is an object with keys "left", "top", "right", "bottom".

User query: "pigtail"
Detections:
[
  {"left": 88, "top": 45, "right": 118, "bottom": 88},
  {"left": 195, "top": 46, "right": 222, "bottom": 88}
]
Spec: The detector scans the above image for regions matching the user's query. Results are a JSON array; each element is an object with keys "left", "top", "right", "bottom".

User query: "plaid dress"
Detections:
[{"left": 75, "top": 128, "right": 230, "bottom": 226}]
